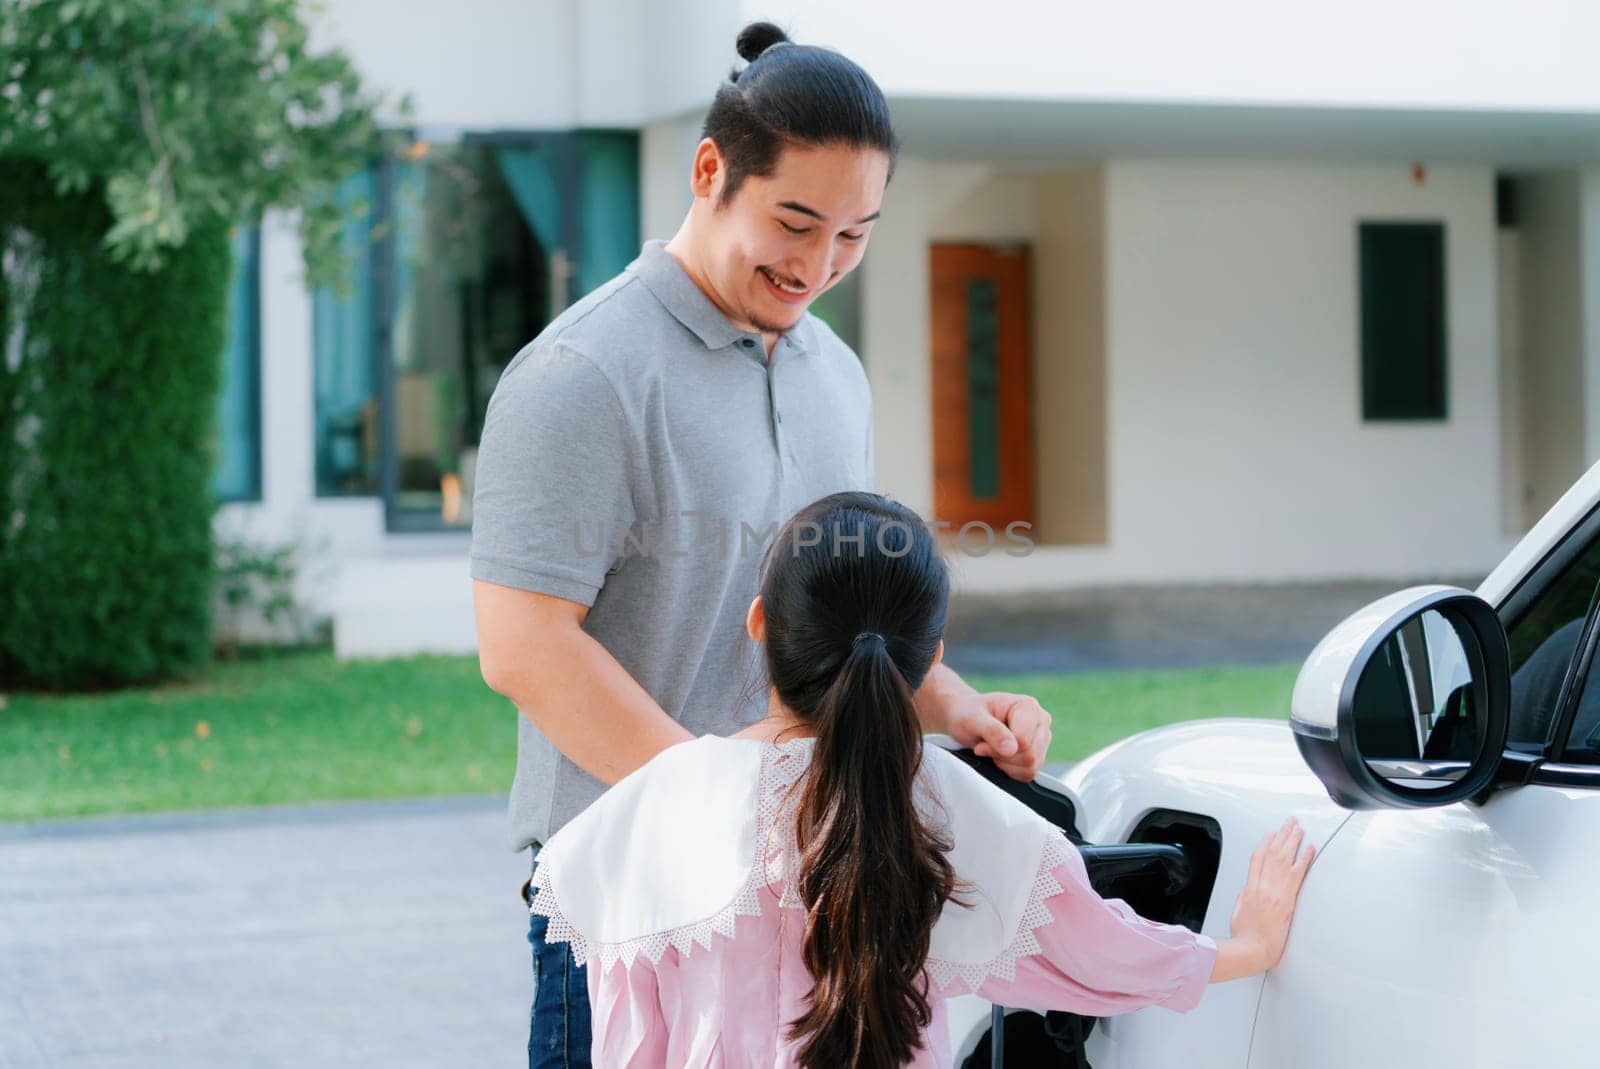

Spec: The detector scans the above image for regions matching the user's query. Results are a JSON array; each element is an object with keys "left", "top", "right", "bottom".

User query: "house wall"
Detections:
[
  {"left": 640, "top": 111, "right": 704, "bottom": 242},
  {"left": 1515, "top": 174, "right": 1587, "bottom": 526},
  {"left": 1497, "top": 225, "right": 1524, "bottom": 535},
  {"left": 635, "top": 0, "right": 1600, "bottom": 121},
  {"left": 1032, "top": 168, "right": 1108, "bottom": 546},
  {"left": 216, "top": 2, "right": 1600, "bottom": 655},
  {"left": 854, "top": 158, "right": 1508, "bottom": 589},
  {"left": 861, "top": 157, "right": 934, "bottom": 514},
  {"left": 309, "top": 0, "right": 1600, "bottom": 131},
  {"left": 1100, "top": 160, "right": 1504, "bottom": 582}
]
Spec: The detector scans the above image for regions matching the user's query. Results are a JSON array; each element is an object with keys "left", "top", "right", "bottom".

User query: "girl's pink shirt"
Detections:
[{"left": 577, "top": 744, "right": 1218, "bottom": 1068}]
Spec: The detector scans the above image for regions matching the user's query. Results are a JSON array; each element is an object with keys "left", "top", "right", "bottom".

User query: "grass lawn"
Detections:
[{"left": 0, "top": 649, "right": 1300, "bottom": 822}]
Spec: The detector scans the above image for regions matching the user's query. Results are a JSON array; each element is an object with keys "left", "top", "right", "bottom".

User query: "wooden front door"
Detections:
[{"left": 930, "top": 243, "right": 1033, "bottom": 533}]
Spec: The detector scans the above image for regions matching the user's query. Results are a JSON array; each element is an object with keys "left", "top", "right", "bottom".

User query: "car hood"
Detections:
[{"left": 1059, "top": 718, "right": 1353, "bottom": 852}]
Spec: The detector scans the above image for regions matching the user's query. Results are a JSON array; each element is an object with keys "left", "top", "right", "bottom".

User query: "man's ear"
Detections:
[
  {"left": 932, "top": 639, "right": 944, "bottom": 670},
  {"left": 746, "top": 595, "right": 766, "bottom": 643},
  {"left": 689, "top": 137, "right": 725, "bottom": 201}
]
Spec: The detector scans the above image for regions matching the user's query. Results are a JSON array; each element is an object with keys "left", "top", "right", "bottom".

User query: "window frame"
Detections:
[
  {"left": 376, "top": 130, "right": 581, "bottom": 535},
  {"left": 1493, "top": 500, "right": 1600, "bottom": 788}
]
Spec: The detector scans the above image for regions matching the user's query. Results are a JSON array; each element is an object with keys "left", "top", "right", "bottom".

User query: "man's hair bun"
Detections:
[{"left": 735, "top": 21, "right": 790, "bottom": 63}]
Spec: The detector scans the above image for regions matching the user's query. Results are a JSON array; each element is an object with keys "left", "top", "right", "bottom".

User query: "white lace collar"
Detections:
[{"left": 528, "top": 735, "right": 1075, "bottom": 995}]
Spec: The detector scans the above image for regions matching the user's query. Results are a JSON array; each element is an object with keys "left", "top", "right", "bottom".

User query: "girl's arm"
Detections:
[{"left": 970, "top": 818, "right": 1313, "bottom": 1014}]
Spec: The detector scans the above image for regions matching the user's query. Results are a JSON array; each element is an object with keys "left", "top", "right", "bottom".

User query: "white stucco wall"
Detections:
[
  {"left": 213, "top": 214, "right": 393, "bottom": 637},
  {"left": 1515, "top": 174, "right": 1587, "bottom": 524},
  {"left": 218, "top": 2, "right": 1600, "bottom": 656},
  {"left": 923, "top": 160, "right": 1515, "bottom": 593},
  {"left": 1032, "top": 167, "right": 1108, "bottom": 546},
  {"left": 1583, "top": 170, "right": 1600, "bottom": 465},
  {"left": 1101, "top": 160, "right": 1503, "bottom": 581},
  {"left": 861, "top": 157, "right": 934, "bottom": 516},
  {"left": 310, "top": 0, "right": 1600, "bottom": 134},
  {"left": 638, "top": 0, "right": 1600, "bottom": 120},
  {"left": 310, "top": 0, "right": 580, "bottom": 128},
  {"left": 640, "top": 111, "right": 705, "bottom": 242}
]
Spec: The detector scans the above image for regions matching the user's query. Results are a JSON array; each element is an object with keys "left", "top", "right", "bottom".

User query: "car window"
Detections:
[
  {"left": 1505, "top": 530, "right": 1600, "bottom": 752},
  {"left": 1562, "top": 660, "right": 1600, "bottom": 762}
]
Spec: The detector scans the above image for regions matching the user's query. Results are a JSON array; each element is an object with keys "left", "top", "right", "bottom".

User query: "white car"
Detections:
[{"left": 947, "top": 461, "right": 1600, "bottom": 1067}]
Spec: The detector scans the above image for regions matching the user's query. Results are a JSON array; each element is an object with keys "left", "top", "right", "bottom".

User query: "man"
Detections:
[{"left": 470, "top": 21, "right": 1053, "bottom": 1068}]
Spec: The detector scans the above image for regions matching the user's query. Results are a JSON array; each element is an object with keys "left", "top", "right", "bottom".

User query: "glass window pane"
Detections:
[
  {"left": 213, "top": 226, "right": 261, "bottom": 502},
  {"left": 1506, "top": 531, "right": 1600, "bottom": 751},
  {"left": 1562, "top": 643, "right": 1600, "bottom": 761},
  {"left": 390, "top": 144, "right": 550, "bottom": 528},
  {"left": 966, "top": 277, "right": 1000, "bottom": 500},
  {"left": 313, "top": 167, "right": 380, "bottom": 496},
  {"left": 381, "top": 133, "right": 639, "bottom": 531},
  {"left": 576, "top": 131, "right": 640, "bottom": 299},
  {"left": 1359, "top": 222, "right": 1448, "bottom": 421}
]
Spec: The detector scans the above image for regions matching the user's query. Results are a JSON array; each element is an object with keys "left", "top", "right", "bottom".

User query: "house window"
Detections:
[
  {"left": 213, "top": 225, "right": 262, "bottom": 503},
  {"left": 1359, "top": 222, "right": 1447, "bottom": 421},
  {"left": 381, "top": 131, "right": 640, "bottom": 532},
  {"left": 311, "top": 134, "right": 639, "bottom": 527},
  {"left": 313, "top": 167, "right": 381, "bottom": 496}
]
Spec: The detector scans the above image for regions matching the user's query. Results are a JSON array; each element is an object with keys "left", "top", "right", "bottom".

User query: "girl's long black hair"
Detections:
[{"left": 758, "top": 492, "right": 960, "bottom": 1068}]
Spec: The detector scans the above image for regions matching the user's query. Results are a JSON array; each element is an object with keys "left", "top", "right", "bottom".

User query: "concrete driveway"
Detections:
[{"left": 0, "top": 796, "right": 530, "bottom": 1068}]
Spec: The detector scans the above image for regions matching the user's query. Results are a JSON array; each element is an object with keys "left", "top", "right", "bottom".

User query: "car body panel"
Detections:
[
  {"left": 1052, "top": 460, "right": 1600, "bottom": 1068},
  {"left": 947, "top": 461, "right": 1600, "bottom": 1065},
  {"left": 1058, "top": 719, "right": 1351, "bottom": 1069},
  {"left": 1247, "top": 783, "right": 1600, "bottom": 1067}
]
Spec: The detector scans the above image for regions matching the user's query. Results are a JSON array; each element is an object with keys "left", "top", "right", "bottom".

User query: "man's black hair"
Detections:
[{"left": 702, "top": 21, "right": 899, "bottom": 206}]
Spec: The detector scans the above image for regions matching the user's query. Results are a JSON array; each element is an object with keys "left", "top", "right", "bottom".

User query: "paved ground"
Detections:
[
  {"left": 940, "top": 578, "right": 1480, "bottom": 675},
  {"left": 1, "top": 579, "right": 1481, "bottom": 1067},
  {"left": 0, "top": 797, "right": 531, "bottom": 1069}
]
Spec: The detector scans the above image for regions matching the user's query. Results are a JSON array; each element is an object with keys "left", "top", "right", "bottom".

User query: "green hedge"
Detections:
[{"left": 0, "top": 162, "right": 230, "bottom": 690}]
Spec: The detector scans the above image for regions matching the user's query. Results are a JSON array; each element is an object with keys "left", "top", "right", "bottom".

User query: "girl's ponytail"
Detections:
[{"left": 759, "top": 494, "right": 958, "bottom": 1068}]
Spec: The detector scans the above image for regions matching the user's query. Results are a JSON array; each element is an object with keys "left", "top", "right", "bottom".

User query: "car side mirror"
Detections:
[{"left": 1290, "top": 585, "right": 1510, "bottom": 809}]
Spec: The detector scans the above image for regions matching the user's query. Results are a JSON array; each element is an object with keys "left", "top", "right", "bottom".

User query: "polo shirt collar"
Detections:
[{"left": 633, "top": 240, "right": 817, "bottom": 356}]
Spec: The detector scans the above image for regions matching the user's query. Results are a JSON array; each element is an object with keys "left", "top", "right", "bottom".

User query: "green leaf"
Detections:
[{"left": 0, "top": 0, "right": 391, "bottom": 287}]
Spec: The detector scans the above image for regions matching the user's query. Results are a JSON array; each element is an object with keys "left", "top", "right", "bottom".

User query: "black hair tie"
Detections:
[{"left": 853, "top": 631, "right": 885, "bottom": 647}]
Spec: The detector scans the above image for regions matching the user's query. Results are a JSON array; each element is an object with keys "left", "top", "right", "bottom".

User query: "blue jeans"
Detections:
[{"left": 525, "top": 844, "right": 592, "bottom": 1068}]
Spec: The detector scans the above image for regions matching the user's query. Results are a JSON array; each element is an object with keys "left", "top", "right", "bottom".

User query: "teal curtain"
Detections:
[
  {"left": 493, "top": 136, "right": 640, "bottom": 302},
  {"left": 576, "top": 132, "right": 640, "bottom": 297},
  {"left": 212, "top": 226, "right": 261, "bottom": 502},
  {"left": 312, "top": 167, "right": 378, "bottom": 495},
  {"left": 387, "top": 156, "right": 428, "bottom": 373},
  {"left": 493, "top": 144, "right": 562, "bottom": 254}
]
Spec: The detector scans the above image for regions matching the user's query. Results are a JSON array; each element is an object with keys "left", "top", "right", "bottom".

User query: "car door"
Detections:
[{"left": 1247, "top": 498, "right": 1600, "bottom": 1067}]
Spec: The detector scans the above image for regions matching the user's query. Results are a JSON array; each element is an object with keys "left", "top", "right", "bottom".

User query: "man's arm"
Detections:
[
  {"left": 469, "top": 341, "right": 683, "bottom": 784},
  {"left": 914, "top": 661, "right": 1054, "bottom": 781},
  {"left": 474, "top": 581, "right": 693, "bottom": 786}
]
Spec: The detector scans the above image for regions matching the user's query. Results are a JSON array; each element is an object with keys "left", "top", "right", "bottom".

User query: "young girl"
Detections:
[{"left": 528, "top": 492, "right": 1314, "bottom": 1067}]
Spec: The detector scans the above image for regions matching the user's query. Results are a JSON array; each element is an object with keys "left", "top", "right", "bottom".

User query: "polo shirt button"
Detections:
[{"left": 740, "top": 338, "right": 756, "bottom": 349}]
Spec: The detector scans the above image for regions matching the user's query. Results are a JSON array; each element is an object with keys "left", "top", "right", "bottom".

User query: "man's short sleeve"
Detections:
[{"left": 469, "top": 343, "right": 639, "bottom": 608}]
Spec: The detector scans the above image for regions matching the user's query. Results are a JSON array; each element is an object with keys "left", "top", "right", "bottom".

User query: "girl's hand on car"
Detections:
[{"left": 1229, "top": 817, "right": 1315, "bottom": 973}]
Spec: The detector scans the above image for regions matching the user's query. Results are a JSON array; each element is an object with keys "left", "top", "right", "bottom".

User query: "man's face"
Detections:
[{"left": 696, "top": 141, "right": 889, "bottom": 336}]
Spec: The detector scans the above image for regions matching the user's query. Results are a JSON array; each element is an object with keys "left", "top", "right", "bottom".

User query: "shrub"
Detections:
[{"left": 0, "top": 162, "right": 229, "bottom": 689}]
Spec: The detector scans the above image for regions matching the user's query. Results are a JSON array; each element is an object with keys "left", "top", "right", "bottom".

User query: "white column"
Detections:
[
  {"left": 258, "top": 211, "right": 317, "bottom": 523},
  {"left": 861, "top": 154, "right": 933, "bottom": 515},
  {"left": 640, "top": 112, "right": 705, "bottom": 243},
  {"left": 1582, "top": 169, "right": 1600, "bottom": 468}
]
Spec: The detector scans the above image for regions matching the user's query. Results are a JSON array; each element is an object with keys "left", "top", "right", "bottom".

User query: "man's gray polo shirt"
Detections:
[{"left": 470, "top": 240, "right": 874, "bottom": 850}]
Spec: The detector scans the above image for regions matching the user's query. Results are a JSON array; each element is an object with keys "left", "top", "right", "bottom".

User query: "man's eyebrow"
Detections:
[{"left": 777, "top": 200, "right": 881, "bottom": 226}]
